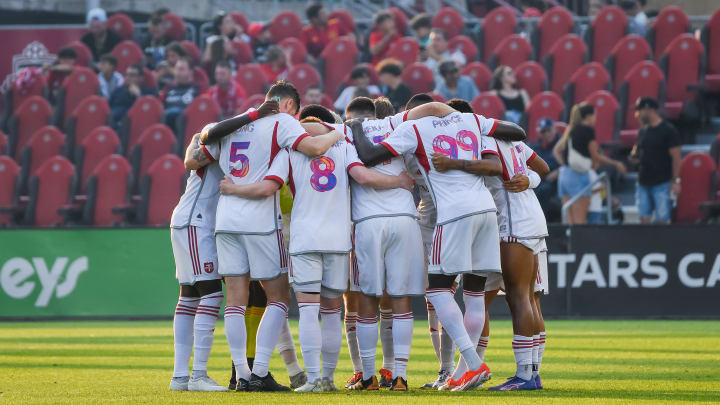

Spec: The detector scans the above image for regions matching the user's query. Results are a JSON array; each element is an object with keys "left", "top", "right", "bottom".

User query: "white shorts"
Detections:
[
  {"left": 486, "top": 238, "right": 549, "bottom": 294},
  {"left": 216, "top": 230, "right": 288, "bottom": 280},
  {"left": 350, "top": 216, "right": 426, "bottom": 297},
  {"left": 290, "top": 252, "right": 349, "bottom": 297},
  {"left": 171, "top": 226, "right": 220, "bottom": 285},
  {"left": 429, "top": 212, "right": 501, "bottom": 276}
]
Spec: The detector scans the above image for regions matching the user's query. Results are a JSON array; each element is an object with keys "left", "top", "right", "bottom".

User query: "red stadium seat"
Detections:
[
  {"left": 129, "top": 124, "right": 176, "bottom": 180},
  {"left": 700, "top": 8, "right": 720, "bottom": 92},
  {"left": 515, "top": 61, "right": 548, "bottom": 98},
  {"left": 137, "top": 154, "right": 185, "bottom": 225},
  {"left": 0, "top": 156, "right": 20, "bottom": 225},
  {"left": 532, "top": 6, "right": 575, "bottom": 61},
  {"left": 676, "top": 152, "right": 716, "bottom": 223},
  {"left": 119, "top": 95, "right": 164, "bottom": 153},
  {"left": 430, "top": 93, "right": 446, "bottom": 103},
  {"left": 431, "top": 7, "right": 464, "bottom": 39},
  {"left": 67, "top": 41, "right": 92, "bottom": 67},
  {"left": 54, "top": 66, "right": 100, "bottom": 127},
  {"left": 3, "top": 68, "right": 47, "bottom": 116},
  {"left": 0, "top": 131, "right": 7, "bottom": 155},
  {"left": 648, "top": 6, "right": 689, "bottom": 61},
  {"left": 543, "top": 34, "right": 588, "bottom": 95},
  {"left": 180, "top": 41, "right": 202, "bottom": 66},
  {"left": 488, "top": 34, "right": 532, "bottom": 70},
  {"left": 142, "top": 68, "right": 157, "bottom": 90},
  {"left": 236, "top": 64, "right": 269, "bottom": 97},
  {"left": 522, "top": 91, "right": 564, "bottom": 142},
  {"left": 320, "top": 93, "right": 334, "bottom": 110},
  {"left": 176, "top": 95, "right": 220, "bottom": 148},
  {"left": 269, "top": 11, "right": 303, "bottom": 43},
  {"left": 460, "top": 62, "right": 492, "bottom": 92},
  {"left": 6, "top": 96, "right": 52, "bottom": 158},
  {"left": 584, "top": 90, "right": 620, "bottom": 145},
  {"left": 328, "top": 10, "right": 355, "bottom": 32},
  {"left": 111, "top": 40, "right": 144, "bottom": 73},
  {"left": 74, "top": 126, "right": 120, "bottom": 190},
  {"left": 563, "top": 62, "right": 611, "bottom": 117},
  {"left": 479, "top": 7, "right": 517, "bottom": 63},
  {"left": 65, "top": 95, "right": 110, "bottom": 148},
  {"left": 108, "top": 13, "right": 135, "bottom": 40},
  {"left": 230, "top": 12, "right": 249, "bottom": 32},
  {"left": 232, "top": 40, "right": 254, "bottom": 65},
  {"left": 286, "top": 64, "right": 321, "bottom": 98},
  {"left": 471, "top": 94, "right": 505, "bottom": 120},
  {"left": 82, "top": 154, "right": 132, "bottom": 226},
  {"left": 239, "top": 94, "right": 267, "bottom": 113},
  {"left": 617, "top": 61, "right": 665, "bottom": 146},
  {"left": 386, "top": 37, "right": 420, "bottom": 67},
  {"left": 18, "top": 126, "right": 65, "bottom": 180},
  {"left": 193, "top": 67, "right": 210, "bottom": 93},
  {"left": 278, "top": 37, "right": 308, "bottom": 65},
  {"left": 388, "top": 8, "right": 408, "bottom": 36},
  {"left": 585, "top": 6, "right": 628, "bottom": 63},
  {"left": 162, "top": 12, "right": 186, "bottom": 41},
  {"left": 24, "top": 155, "right": 76, "bottom": 226},
  {"left": 401, "top": 63, "right": 435, "bottom": 94},
  {"left": 448, "top": 35, "right": 478, "bottom": 63},
  {"left": 606, "top": 35, "right": 652, "bottom": 93},
  {"left": 318, "top": 38, "right": 359, "bottom": 98},
  {"left": 658, "top": 34, "right": 705, "bottom": 120}
]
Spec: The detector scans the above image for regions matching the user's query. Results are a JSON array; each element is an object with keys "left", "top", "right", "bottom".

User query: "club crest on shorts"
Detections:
[{"left": 204, "top": 262, "right": 214, "bottom": 273}]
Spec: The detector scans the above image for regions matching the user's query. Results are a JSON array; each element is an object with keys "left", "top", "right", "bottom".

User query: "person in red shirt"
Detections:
[
  {"left": 204, "top": 61, "right": 247, "bottom": 119},
  {"left": 44, "top": 47, "right": 77, "bottom": 104},
  {"left": 369, "top": 11, "right": 399, "bottom": 65},
  {"left": 259, "top": 46, "right": 289, "bottom": 83},
  {"left": 300, "top": 3, "right": 351, "bottom": 62}
]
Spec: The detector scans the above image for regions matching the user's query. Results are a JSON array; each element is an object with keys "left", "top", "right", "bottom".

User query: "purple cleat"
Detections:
[
  {"left": 487, "top": 376, "right": 537, "bottom": 391},
  {"left": 534, "top": 375, "right": 543, "bottom": 390}
]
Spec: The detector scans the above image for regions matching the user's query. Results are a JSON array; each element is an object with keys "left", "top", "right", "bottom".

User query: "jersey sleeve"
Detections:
[
  {"left": 381, "top": 122, "right": 418, "bottom": 157},
  {"left": 344, "top": 142, "right": 365, "bottom": 172},
  {"left": 276, "top": 114, "right": 310, "bottom": 150},
  {"left": 523, "top": 143, "right": 538, "bottom": 164},
  {"left": 199, "top": 122, "right": 219, "bottom": 161},
  {"left": 387, "top": 111, "right": 408, "bottom": 131},
  {"left": 265, "top": 148, "right": 290, "bottom": 185},
  {"left": 464, "top": 113, "right": 498, "bottom": 137},
  {"left": 480, "top": 136, "right": 499, "bottom": 157}
]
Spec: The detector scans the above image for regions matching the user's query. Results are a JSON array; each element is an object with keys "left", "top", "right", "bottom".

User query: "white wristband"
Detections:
[{"left": 527, "top": 170, "right": 541, "bottom": 189}]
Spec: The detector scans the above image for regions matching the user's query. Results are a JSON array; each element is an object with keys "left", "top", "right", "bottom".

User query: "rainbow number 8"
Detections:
[
  {"left": 310, "top": 156, "right": 337, "bottom": 192},
  {"left": 230, "top": 141, "right": 250, "bottom": 178},
  {"left": 432, "top": 131, "right": 479, "bottom": 160}
]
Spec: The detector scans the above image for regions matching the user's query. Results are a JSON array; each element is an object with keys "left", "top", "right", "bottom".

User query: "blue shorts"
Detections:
[
  {"left": 637, "top": 181, "right": 671, "bottom": 222},
  {"left": 557, "top": 166, "right": 591, "bottom": 198},
  {"left": 587, "top": 212, "right": 606, "bottom": 224}
]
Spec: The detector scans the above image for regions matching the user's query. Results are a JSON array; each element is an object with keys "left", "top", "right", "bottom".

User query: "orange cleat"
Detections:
[
  {"left": 350, "top": 375, "right": 380, "bottom": 390},
  {"left": 378, "top": 368, "right": 393, "bottom": 388},
  {"left": 345, "top": 372, "right": 363, "bottom": 389}
]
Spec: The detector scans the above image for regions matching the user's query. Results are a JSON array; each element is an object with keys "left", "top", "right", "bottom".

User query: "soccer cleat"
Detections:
[
  {"left": 452, "top": 364, "right": 491, "bottom": 392},
  {"left": 378, "top": 368, "right": 393, "bottom": 388},
  {"left": 422, "top": 369, "right": 452, "bottom": 389},
  {"left": 235, "top": 378, "right": 249, "bottom": 392},
  {"left": 390, "top": 377, "right": 408, "bottom": 391},
  {"left": 247, "top": 372, "right": 291, "bottom": 392},
  {"left": 294, "top": 379, "right": 323, "bottom": 393},
  {"left": 345, "top": 372, "right": 363, "bottom": 389},
  {"left": 487, "top": 375, "right": 538, "bottom": 391},
  {"left": 534, "top": 374, "right": 543, "bottom": 390},
  {"left": 289, "top": 371, "right": 308, "bottom": 390},
  {"left": 188, "top": 376, "right": 229, "bottom": 392},
  {"left": 169, "top": 376, "right": 189, "bottom": 391},
  {"left": 349, "top": 375, "right": 379, "bottom": 390},
  {"left": 319, "top": 377, "right": 339, "bottom": 391},
  {"left": 437, "top": 378, "right": 460, "bottom": 391}
]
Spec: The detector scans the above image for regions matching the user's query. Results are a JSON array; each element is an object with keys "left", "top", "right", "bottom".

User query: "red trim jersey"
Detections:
[
  {"left": 170, "top": 162, "right": 223, "bottom": 229},
  {"left": 382, "top": 112, "right": 498, "bottom": 225}
]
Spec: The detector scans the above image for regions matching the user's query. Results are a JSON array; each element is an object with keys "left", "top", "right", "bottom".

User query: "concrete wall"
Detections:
[{"left": 647, "top": 0, "right": 718, "bottom": 16}]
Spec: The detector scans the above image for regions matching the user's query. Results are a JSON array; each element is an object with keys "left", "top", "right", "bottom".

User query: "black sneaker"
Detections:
[
  {"left": 235, "top": 378, "right": 249, "bottom": 392},
  {"left": 390, "top": 376, "right": 408, "bottom": 391},
  {"left": 247, "top": 372, "right": 291, "bottom": 392},
  {"left": 229, "top": 363, "right": 237, "bottom": 390}
]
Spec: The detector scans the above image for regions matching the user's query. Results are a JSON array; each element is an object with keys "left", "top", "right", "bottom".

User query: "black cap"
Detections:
[{"left": 635, "top": 96, "right": 659, "bottom": 110}]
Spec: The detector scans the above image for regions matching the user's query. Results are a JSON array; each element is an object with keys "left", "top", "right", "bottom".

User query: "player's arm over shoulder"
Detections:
[
  {"left": 291, "top": 120, "right": 343, "bottom": 157},
  {"left": 185, "top": 132, "right": 214, "bottom": 170},
  {"left": 219, "top": 176, "right": 283, "bottom": 199}
]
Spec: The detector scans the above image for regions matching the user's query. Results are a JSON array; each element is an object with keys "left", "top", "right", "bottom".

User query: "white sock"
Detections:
[
  {"left": 344, "top": 312, "right": 362, "bottom": 373},
  {"left": 392, "top": 312, "right": 413, "bottom": 379},
  {"left": 192, "top": 292, "right": 223, "bottom": 374},
  {"left": 298, "top": 303, "right": 321, "bottom": 381},
  {"left": 538, "top": 331, "right": 546, "bottom": 373},
  {"left": 426, "top": 301, "right": 442, "bottom": 362},
  {"left": 320, "top": 306, "right": 342, "bottom": 380},
  {"left": 513, "top": 335, "right": 534, "bottom": 380},
  {"left": 224, "top": 305, "right": 251, "bottom": 381},
  {"left": 252, "top": 301, "right": 288, "bottom": 377},
  {"left": 426, "top": 289, "right": 482, "bottom": 371},
  {"left": 277, "top": 317, "right": 303, "bottom": 376},
  {"left": 463, "top": 291, "right": 485, "bottom": 359},
  {"left": 477, "top": 336, "right": 489, "bottom": 362},
  {"left": 173, "top": 296, "right": 198, "bottom": 377},
  {"left": 440, "top": 326, "right": 456, "bottom": 372},
  {"left": 532, "top": 334, "right": 540, "bottom": 377},
  {"left": 379, "top": 309, "right": 394, "bottom": 372},
  {"left": 356, "top": 316, "right": 378, "bottom": 378}
]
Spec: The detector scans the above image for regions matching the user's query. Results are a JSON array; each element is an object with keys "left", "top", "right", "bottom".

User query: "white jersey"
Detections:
[
  {"left": 383, "top": 112, "right": 498, "bottom": 225},
  {"left": 405, "top": 157, "right": 436, "bottom": 228},
  {"left": 202, "top": 112, "right": 309, "bottom": 234},
  {"left": 170, "top": 163, "right": 223, "bottom": 229},
  {"left": 485, "top": 139, "right": 548, "bottom": 239}
]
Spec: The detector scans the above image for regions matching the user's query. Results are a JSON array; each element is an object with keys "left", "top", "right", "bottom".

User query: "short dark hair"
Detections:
[
  {"left": 215, "top": 60, "right": 232, "bottom": 70},
  {"left": 635, "top": 96, "right": 659, "bottom": 111},
  {"left": 374, "top": 11, "right": 394, "bottom": 26},
  {"left": 350, "top": 66, "right": 370, "bottom": 80},
  {"left": 410, "top": 13, "right": 432, "bottom": 31},
  {"left": 165, "top": 41, "right": 187, "bottom": 57},
  {"left": 406, "top": 93, "right": 434, "bottom": 110},
  {"left": 447, "top": 98, "right": 473, "bottom": 113},
  {"left": 578, "top": 103, "right": 595, "bottom": 118},
  {"left": 267, "top": 79, "right": 301, "bottom": 115},
  {"left": 299, "top": 104, "right": 335, "bottom": 123},
  {"left": 374, "top": 97, "right": 395, "bottom": 119},
  {"left": 127, "top": 64, "right": 143, "bottom": 75},
  {"left": 439, "top": 60, "right": 458, "bottom": 77},
  {"left": 99, "top": 54, "right": 118, "bottom": 67},
  {"left": 346, "top": 96, "right": 376, "bottom": 118},
  {"left": 58, "top": 47, "right": 77, "bottom": 60},
  {"left": 212, "top": 12, "right": 227, "bottom": 35},
  {"left": 150, "top": 8, "right": 169, "bottom": 25},
  {"left": 378, "top": 60, "right": 402, "bottom": 77},
  {"left": 306, "top": 3, "right": 324, "bottom": 20}
]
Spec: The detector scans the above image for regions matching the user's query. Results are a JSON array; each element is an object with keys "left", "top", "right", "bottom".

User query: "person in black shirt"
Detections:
[
  {"left": 529, "top": 118, "right": 561, "bottom": 222},
  {"left": 81, "top": 8, "right": 123, "bottom": 62},
  {"left": 109, "top": 64, "right": 157, "bottom": 126},
  {"left": 377, "top": 61, "right": 412, "bottom": 112},
  {"left": 488, "top": 65, "right": 530, "bottom": 124},
  {"left": 630, "top": 97, "right": 682, "bottom": 224},
  {"left": 161, "top": 58, "right": 199, "bottom": 132}
]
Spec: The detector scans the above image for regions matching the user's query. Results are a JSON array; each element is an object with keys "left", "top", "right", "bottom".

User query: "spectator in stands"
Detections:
[
  {"left": 161, "top": 58, "right": 199, "bottom": 131},
  {"left": 109, "top": 64, "right": 156, "bottom": 126},
  {"left": 203, "top": 37, "right": 237, "bottom": 84},
  {"left": 303, "top": 84, "right": 324, "bottom": 106},
  {"left": 630, "top": 97, "right": 682, "bottom": 224},
  {"left": 142, "top": 8, "right": 170, "bottom": 69},
  {"left": 206, "top": 12, "right": 250, "bottom": 46},
  {"left": 248, "top": 23, "right": 273, "bottom": 63},
  {"left": 81, "top": 8, "right": 122, "bottom": 62},
  {"left": 204, "top": 61, "right": 247, "bottom": 119},
  {"left": 621, "top": 0, "right": 647, "bottom": 36},
  {"left": 259, "top": 46, "right": 289, "bottom": 83},
  {"left": 44, "top": 46, "right": 76, "bottom": 104},
  {"left": 410, "top": 13, "right": 433, "bottom": 47},
  {"left": 425, "top": 29, "right": 466, "bottom": 84},
  {"left": 488, "top": 65, "right": 531, "bottom": 124},
  {"left": 154, "top": 60, "right": 174, "bottom": 90},
  {"left": 369, "top": 11, "right": 400, "bottom": 65},
  {"left": 434, "top": 60, "right": 479, "bottom": 102},
  {"left": 334, "top": 66, "right": 381, "bottom": 113},
  {"left": 529, "top": 118, "right": 562, "bottom": 222},
  {"left": 98, "top": 54, "right": 123, "bottom": 99},
  {"left": 377, "top": 60, "right": 412, "bottom": 112},
  {"left": 164, "top": 42, "right": 187, "bottom": 68},
  {"left": 553, "top": 103, "right": 627, "bottom": 224},
  {"left": 635, "top": 0, "right": 649, "bottom": 25},
  {"left": 301, "top": 3, "right": 352, "bottom": 62}
]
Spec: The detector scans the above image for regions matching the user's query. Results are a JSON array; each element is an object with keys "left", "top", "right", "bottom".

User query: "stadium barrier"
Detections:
[{"left": 1, "top": 225, "right": 719, "bottom": 319}]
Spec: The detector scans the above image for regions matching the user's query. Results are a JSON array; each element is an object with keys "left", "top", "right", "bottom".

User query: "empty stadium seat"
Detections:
[
  {"left": 6, "top": 96, "right": 51, "bottom": 158},
  {"left": 111, "top": 40, "right": 144, "bottom": 73},
  {"left": 488, "top": 34, "right": 532, "bottom": 70},
  {"left": 118, "top": 95, "right": 164, "bottom": 153},
  {"left": 67, "top": 41, "right": 92, "bottom": 68},
  {"left": 278, "top": 37, "right": 308, "bottom": 65},
  {"left": 18, "top": 126, "right": 66, "bottom": 190},
  {"left": 448, "top": 35, "right": 478, "bottom": 63},
  {"left": 402, "top": 63, "right": 435, "bottom": 94},
  {"left": 180, "top": 41, "right": 202, "bottom": 66},
  {"left": 478, "top": 7, "right": 517, "bottom": 62},
  {"left": 0, "top": 131, "right": 6, "bottom": 155},
  {"left": 175, "top": 95, "right": 220, "bottom": 148},
  {"left": 676, "top": 152, "right": 716, "bottom": 223},
  {"left": 231, "top": 40, "right": 254, "bottom": 65},
  {"left": 2, "top": 68, "right": 47, "bottom": 123},
  {"left": 648, "top": 6, "right": 689, "bottom": 61},
  {"left": 193, "top": 67, "right": 210, "bottom": 93},
  {"left": 543, "top": 34, "right": 588, "bottom": 95},
  {"left": 162, "top": 12, "right": 187, "bottom": 41},
  {"left": 269, "top": 11, "right": 303, "bottom": 43},
  {"left": 129, "top": 124, "right": 176, "bottom": 182},
  {"left": 24, "top": 155, "right": 76, "bottom": 226},
  {"left": 617, "top": 61, "right": 665, "bottom": 146},
  {"left": 73, "top": 126, "right": 121, "bottom": 190},
  {"left": 563, "top": 62, "right": 611, "bottom": 118},
  {"left": 585, "top": 6, "right": 628, "bottom": 63},
  {"left": 286, "top": 64, "right": 321, "bottom": 97},
  {"left": 700, "top": 8, "right": 720, "bottom": 92},
  {"left": 318, "top": 38, "right": 359, "bottom": 98},
  {"left": 471, "top": 94, "right": 505, "bottom": 120},
  {"left": 0, "top": 156, "right": 20, "bottom": 225},
  {"left": 239, "top": 94, "right": 267, "bottom": 113},
  {"left": 460, "top": 62, "right": 492, "bottom": 92},
  {"left": 522, "top": 91, "right": 564, "bottom": 142},
  {"left": 532, "top": 6, "right": 575, "bottom": 61},
  {"left": 65, "top": 95, "right": 110, "bottom": 150},
  {"left": 136, "top": 154, "right": 185, "bottom": 225},
  {"left": 658, "top": 34, "right": 705, "bottom": 120},
  {"left": 386, "top": 37, "right": 420, "bottom": 67},
  {"left": 53, "top": 66, "right": 100, "bottom": 127},
  {"left": 584, "top": 90, "right": 621, "bottom": 145},
  {"left": 328, "top": 10, "right": 355, "bottom": 33},
  {"left": 236, "top": 64, "right": 270, "bottom": 97},
  {"left": 432, "top": 7, "right": 464, "bottom": 39},
  {"left": 230, "top": 11, "right": 249, "bottom": 32},
  {"left": 82, "top": 154, "right": 132, "bottom": 226},
  {"left": 515, "top": 61, "right": 549, "bottom": 98},
  {"left": 107, "top": 12, "right": 135, "bottom": 40},
  {"left": 606, "top": 35, "right": 652, "bottom": 93}
]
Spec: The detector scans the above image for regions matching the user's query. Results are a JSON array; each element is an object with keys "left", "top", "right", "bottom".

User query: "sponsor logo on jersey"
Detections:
[{"left": 0, "top": 257, "right": 88, "bottom": 307}]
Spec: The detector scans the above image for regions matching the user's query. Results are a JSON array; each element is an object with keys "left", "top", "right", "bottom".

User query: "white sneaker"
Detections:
[
  {"left": 170, "top": 376, "right": 189, "bottom": 391},
  {"left": 188, "top": 375, "right": 229, "bottom": 392},
  {"left": 294, "top": 379, "right": 323, "bottom": 393},
  {"left": 320, "top": 377, "right": 338, "bottom": 392}
]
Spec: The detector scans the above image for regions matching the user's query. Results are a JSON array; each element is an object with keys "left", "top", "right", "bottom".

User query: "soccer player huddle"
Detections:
[{"left": 168, "top": 79, "right": 549, "bottom": 394}]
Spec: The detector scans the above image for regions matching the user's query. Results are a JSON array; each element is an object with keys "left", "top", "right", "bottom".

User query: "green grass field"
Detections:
[{"left": 2, "top": 320, "right": 719, "bottom": 404}]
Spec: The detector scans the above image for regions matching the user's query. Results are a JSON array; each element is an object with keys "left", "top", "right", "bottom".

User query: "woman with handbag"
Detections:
[{"left": 553, "top": 103, "right": 626, "bottom": 224}]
